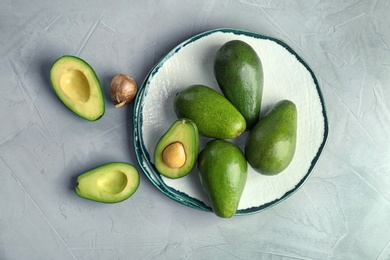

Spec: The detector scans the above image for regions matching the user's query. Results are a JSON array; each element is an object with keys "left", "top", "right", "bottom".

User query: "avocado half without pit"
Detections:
[
  {"left": 50, "top": 55, "right": 105, "bottom": 121},
  {"left": 154, "top": 118, "right": 199, "bottom": 179},
  {"left": 75, "top": 162, "right": 140, "bottom": 203}
]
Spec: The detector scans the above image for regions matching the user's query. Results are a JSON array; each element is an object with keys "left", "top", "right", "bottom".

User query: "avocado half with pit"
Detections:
[
  {"left": 50, "top": 55, "right": 105, "bottom": 121},
  {"left": 75, "top": 162, "right": 140, "bottom": 203},
  {"left": 154, "top": 118, "right": 199, "bottom": 179}
]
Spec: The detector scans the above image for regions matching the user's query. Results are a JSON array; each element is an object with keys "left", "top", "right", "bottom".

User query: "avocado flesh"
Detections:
[
  {"left": 75, "top": 162, "right": 140, "bottom": 203},
  {"left": 214, "top": 40, "right": 264, "bottom": 129},
  {"left": 245, "top": 100, "right": 297, "bottom": 175},
  {"left": 198, "top": 139, "right": 247, "bottom": 218},
  {"left": 154, "top": 118, "right": 199, "bottom": 179},
  {"left": 173, "top": 85, "right": 246, "bottom": 139},
  {"left": 50, "top": 55, "right": 105, "bottom": 121}
]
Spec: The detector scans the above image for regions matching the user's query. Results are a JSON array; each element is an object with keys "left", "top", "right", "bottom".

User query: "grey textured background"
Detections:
[{"left": 1, "top": 0, "right": 390, "bottom": 259}]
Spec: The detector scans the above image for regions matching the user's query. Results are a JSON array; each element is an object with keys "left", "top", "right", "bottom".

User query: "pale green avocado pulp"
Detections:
[
  {"left": 75, "top": 162, "right": 140, "bottom": 203},
  {"left": 50, "top": 55, "right": 105, "bottom": 121}
]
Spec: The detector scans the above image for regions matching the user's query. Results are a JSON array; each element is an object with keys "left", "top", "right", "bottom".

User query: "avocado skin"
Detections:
[
  {"left": 245, "top": 100, "right": 297, "bottom": 175},
  {"left": 198, "top": 139, "right": 247, "bottom": 218},
  {"left": 173, "top": 85, "right": 246, "bottom": 139},
  {"left": 214, "top": 40, "right": 264, "bottom": 129}
]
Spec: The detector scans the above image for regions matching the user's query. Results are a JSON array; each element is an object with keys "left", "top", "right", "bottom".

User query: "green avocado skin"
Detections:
[
  {"left": 198, "top": 139, "right": 247, "bottom": 218},
  {"left": 214, "top": 40, "right": 264, "bottom": 129},
  {"left": 174, "top": 85, "right": 246, "bottom": 139},
  {"left": 245, "top": 100, "right": 297, "bottom": 175}
]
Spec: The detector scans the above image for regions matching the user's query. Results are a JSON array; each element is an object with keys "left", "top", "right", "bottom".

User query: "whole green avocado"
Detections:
[
  {"left": 173, "top": 85, "right": 246, "bottom": 139},
  {"left": 245, "top": 100, "right": 297, "bottom": 175},
  {"left": 214, "top": 40, "right": 264, "bottom": 129},
  {"left": 198, "top": 139, "right": 247, "bottom": 218}
]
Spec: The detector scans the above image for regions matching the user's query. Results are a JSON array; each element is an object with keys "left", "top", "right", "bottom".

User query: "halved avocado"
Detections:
[
  {"left": 50, "top": 55, "right": 105, "bottom": 121},
  {"left": 154, "top": 118, "right": 199, "bottom": 179},
  {"left": 75, "top": 162, "right": 140, "bottom": 203}
]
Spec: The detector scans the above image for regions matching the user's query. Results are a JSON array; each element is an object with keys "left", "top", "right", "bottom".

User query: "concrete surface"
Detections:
[{"left": 1, "top": 0, "right": 390, "bottom": 259}]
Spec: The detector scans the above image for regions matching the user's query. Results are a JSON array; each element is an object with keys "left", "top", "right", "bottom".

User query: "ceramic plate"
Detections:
[{"left": 133, "top": 28, "right": 328, "bottom": 215}]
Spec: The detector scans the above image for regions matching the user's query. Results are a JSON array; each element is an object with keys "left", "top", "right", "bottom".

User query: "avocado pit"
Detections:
[{"left": 162, "top": 141, "right": 186, "bottom": 168}]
